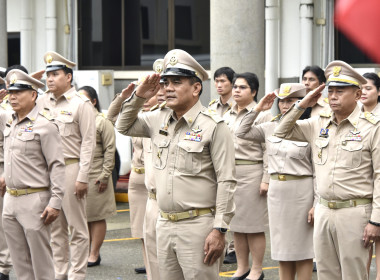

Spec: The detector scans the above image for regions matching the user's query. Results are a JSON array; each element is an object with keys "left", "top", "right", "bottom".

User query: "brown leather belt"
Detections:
[{"left": 6, "top": 187, "right": 49, "bottom": 197}]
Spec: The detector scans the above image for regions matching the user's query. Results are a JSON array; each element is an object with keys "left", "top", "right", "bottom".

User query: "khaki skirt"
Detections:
[
  {"left": 230, "top": 164, "right": 268, "bottom": 233},
  {"left": 87, "top": 157, "right": 117, "bottom": 222},
  {"left": 268, "top": 177, "right": 314, "bottom": 261},
  {"left": 128, "top": 170, "right": 148, "bottom": 238}
]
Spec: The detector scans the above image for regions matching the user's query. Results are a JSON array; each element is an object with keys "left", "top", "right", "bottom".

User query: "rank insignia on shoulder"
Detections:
[
  {"left": 319, "top": 128, "right": 329, "bottom": 138},
  {"left": 271, "top": 114, "right": 281, "bottom": 122},
  {"left": 323, "top": 98, "right": 329, "bottom": 104},
  {"left": 184, "top": 132, "right": 202, "bottom": 142},
  {"left": 364, "top": 111, "right": 380, "bottom": 124},
  {"left": 320, "top": 111, "right": 332, "bottom": 118},
  {"left": 159, "top": 123, "right": 169, "bottom": 136},
  {"left": 150, "top": 104, "right": 159, "bottom": 111},
  {"left": 159, "top": 101, "right": 167, "bottom": 109},
  {"left": 60, "top": 110, "right": 72, "bottom": 116},
  {"left": 208, "top": 99, "right": 217, "bottom": 106}
]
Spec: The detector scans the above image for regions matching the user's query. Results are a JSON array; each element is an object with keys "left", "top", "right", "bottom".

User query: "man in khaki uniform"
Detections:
[
  {"left": 0, "top": 77, "right": 12, "bottom": 280},
  {"left": 208, "top": 67, "right": 235, "bottom": 116},
  {"left": 1, "top": 69, "right": 65, "bottom": 280},
  {"left": 37, "top": 51, "right": 95, "bottom": 280},
  {"left": 116, "top": 49, "right": 236, "bottom": 280},
  {"left": 272, "top": 60, "right": 380, "bottom": 280}
]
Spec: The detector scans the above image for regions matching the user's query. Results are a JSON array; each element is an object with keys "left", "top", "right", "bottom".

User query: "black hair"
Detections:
[
  {"left": 363, "top": 72, "right": 380, "bottom": 103},
  {"left": 302, "top": 65, "right": 326, "bottom": 84},
  {"left": 232, "top": 72, "right": 259, "bottom": 102},
  {"left": 5, "top": 65, "right": 29, "bottom": 76},
  {"left": 214, "top": 67, "right": 235, "bottom": 83},
  {"left": 77, "top": 85, "right": 101, "bottom": 111},
  {"left": 188, "top": 76, "right": 203, "bottom": 96},
  {"left": 63, "top": 67, "right": 74, "bottom": 83}
]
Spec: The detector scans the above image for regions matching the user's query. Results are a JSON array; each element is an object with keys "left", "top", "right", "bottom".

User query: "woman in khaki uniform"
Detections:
[
  {"left": 77, "top": 86, "right": 117, "bottom": 266},
  {"left": 235, "top": 84, "right": 316, "bottom": 280},
  {"left": 361, "top": 73, "right": 380, "bottom": 280},
  {"left": 224, "top": 72, "right": 270, "bottom": 280}
]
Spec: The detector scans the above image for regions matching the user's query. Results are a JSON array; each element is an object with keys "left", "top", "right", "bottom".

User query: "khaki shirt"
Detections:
[
  {"left": 3, "top": 105, "right": 65, "bottom": 209},
  {"left": 117, "top": 94, "right": 236, "bottom": 228},
  {"left": 310, "top": 96, "right": 331, "bottom": 118},
  {"left": 224, "top": 101, "right": 270, "bottom": 183},
  {"left": 0, "top": 103, "right": 13, "bottom": 164},
  {"left": 132, "top": 137, "right": 144, "bottom": 168},
  {"left": 274, "top": 103, "right": 380, "bottom": 222},
  {"left": 94, "top": 110, "right": 116, "bottom": 184},
  {"left": 37, "top": 87, "right": 96, "bottom": 183},
  {"left": 208, "top": 95, "right": 235, "bottom": 117},
  {"left": 362, "top": 102, "right": 380, "bottom": 117}
]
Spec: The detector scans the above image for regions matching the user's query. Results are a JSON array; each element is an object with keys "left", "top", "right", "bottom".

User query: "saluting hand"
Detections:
[
  {"left": 120, "top": 83, "right": 136, "bottom": 100},
  {"left": 298, "top": 84, "right": 326, "bottom": 109},
  {"left": 30, "top": 69, "right": 45, "bottom": 81},
  {"left": 135, "top": 74, "right": 161, "bottom": 100},
  {"left": 0, "top": 89, "right": 8, "bottom": 104},
  {"left": 203, "top": 229, "right": 225, "bottom": 266},
  {"left": 363, "top": 223, "right": 380, "bottom": 248},
  {"left": 75, "top": 181, "right": 88, "bottom": 199},
  {"left": 255, "top": 92, "right": 277, "bottom": 112},
  {"left": 41, "top": 206, "right": 60, "bottom": 225}
]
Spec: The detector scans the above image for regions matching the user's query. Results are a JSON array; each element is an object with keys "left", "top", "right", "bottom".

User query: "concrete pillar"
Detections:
[
  {"left": 0, "top": 0, "right": 7, "bottom": 68},
  {"left": 21, "top": 0, "right": 33, "bottom": 70},
  {"left": 46, "top": 0, "right": 57, "bottom": 52},
  {"left": 300, "top": 0, "right": 314, "bottom": 70},
  {"left": 210, "top": 0, "right": 265, "bottom": 100},
  {"left": 265, "top": 0, "right": 280, "bottom": 93}
]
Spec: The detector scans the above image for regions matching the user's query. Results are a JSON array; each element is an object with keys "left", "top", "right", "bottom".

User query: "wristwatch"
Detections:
[{"left": 214, "top": 228, "right": 227, "bottom": 233}]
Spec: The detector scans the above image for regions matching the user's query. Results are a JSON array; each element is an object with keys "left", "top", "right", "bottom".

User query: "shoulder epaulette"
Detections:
[
  {"left": 271, "top": 114, "right": 281, "bottom": 122},
  {"left": 320, "top": 111, "right": 332, "bottom": 118},
  {"left": 150, "top": 104, "right": 159, "bottom": 112},
  {"left": 323, "top": 98, "right": 329, "bottom": 104},
  {"left": 364, "top": 111, "right": 380, "bottom": 124},
  {"left": 39, "top": 110, "right": 54, "bottom": 121},
  {"left": 201, "top": 110, "right": 223, "bottom": 123},
  {"left": 208, "top": 99, "right": 217, "bottom": 106},
  {"left": 76, "top": 92, "right": 90, "bottom": 102},
  {"left": 159, "top": 101, "right": 167, "bottom": 110}
]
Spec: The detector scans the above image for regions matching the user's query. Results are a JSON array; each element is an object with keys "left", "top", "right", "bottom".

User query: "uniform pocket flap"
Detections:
[
  {"left": 267, "top": 135, "right": 282, "bottom": 143},
  {"left": 154, "top": 138, "right": 170, "bottom": 148},
  {"left": 291, "top": 141, "right": 309, "bottom": 147},
  {"left": 177, "top": 141, "right": 204, "bottom": 153},
  {"left": 17, "top": 133, "right": 36, "bottom": 141},
  {"left": 315, "top": 138, "right": 329, "bottom": 148},
  {"left": 341, "top": 142, "right": 363, "bottom": 152}
]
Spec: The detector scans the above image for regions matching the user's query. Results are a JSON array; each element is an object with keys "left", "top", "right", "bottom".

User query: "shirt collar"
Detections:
[
  {"left": 330, "top": 104, "right": 361, "bottom": 129},
  {"left": 170, "top": 100, "right": 203, "bottom": 128},
  {"left": 13, "top": 104, "right": 39, "bottom": 123},
  {"left": 49, "top": 87, "right": 76, "bottom": 102},
  {"left": 230, "top": 100, "right": 256, "bottom": 114}
]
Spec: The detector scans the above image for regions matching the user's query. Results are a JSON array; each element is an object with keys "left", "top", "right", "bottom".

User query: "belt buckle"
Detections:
[
  {"left": 278, "top": 174, "right": 286, "bottom": 181},
  {"left": 168, "top": 213, "right": 178, "bottom": 221},
  {"left": 10, "top": 189, "right": 18, "bottom": 196},
  {"left": 134, "top": 168, "right": 141, "bottom": 174},
  {"left": 328, "top": 201, "right": 337, "bottom": 209}
]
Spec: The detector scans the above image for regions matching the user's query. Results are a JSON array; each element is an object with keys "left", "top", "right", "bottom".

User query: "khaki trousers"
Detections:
[
  {"left": 3, "top": 191, "right": 54, "bottom": 280},
  {"left": 143, "top": 197, "right": 159, "bottom": 280},
  {"left": 314, "top": 203, "right": 371, "bottom": 280},
  {"left": 156, "top": 214, "right": 220, "bottom": 280},
  {"left": 0, "top": 162, "right": 12, "bottom": 275},
  {"left": 51, "top": 162, "right": 89, "bottom": 280}
]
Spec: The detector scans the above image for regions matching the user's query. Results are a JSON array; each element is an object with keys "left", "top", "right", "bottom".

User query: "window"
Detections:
[{"left": 78, "top": 0, "right": 210, "bottom": 69}]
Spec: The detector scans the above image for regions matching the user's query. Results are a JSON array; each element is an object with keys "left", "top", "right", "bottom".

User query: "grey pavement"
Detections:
[{"left": 8, "top": 201, "right": 378, "bottom": 279}]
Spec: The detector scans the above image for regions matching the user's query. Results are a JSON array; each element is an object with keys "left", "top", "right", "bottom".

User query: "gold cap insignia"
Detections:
[
  {"left": 10, "top": 74, "right": 17, "bottom": 84},
  {"left": 169, "top": 53, "right": 178, "bottom": 66},
  {"left": 155, "top": 64, "right": 163, "bottom": 73},
  {"left": 333, "top": 66, "right": 341, "bottom": 77},
  {"left": 279, "top": 85, "right": 291, "bottom": 96}
]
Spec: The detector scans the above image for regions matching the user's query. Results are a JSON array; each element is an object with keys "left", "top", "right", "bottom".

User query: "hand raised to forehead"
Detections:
[
  {"left": 299, "top": 84, "right": 325, "bottom": 109},
  {"left": 120, "top": 83, "right": 136, "bottom": 100},
  {"left": 135, "top": 74, "right": 161, "bottom": 100},
  {"left": 255, "top": 92, "right": 277, "bottom": 112}
]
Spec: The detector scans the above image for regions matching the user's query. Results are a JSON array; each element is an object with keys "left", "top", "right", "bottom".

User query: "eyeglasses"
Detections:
[{"left": 233, "top": 85, "right": 250, "bottom": 90}]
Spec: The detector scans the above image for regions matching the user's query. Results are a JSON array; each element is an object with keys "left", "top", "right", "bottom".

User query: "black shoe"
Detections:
[
  {"left": 313, "top": 262, "right": 317, "bottom": 272},
  {"left": 224, "top": 251, "right": 237, "bottom": 264},
  {"left": 229, "top": 270, "right": 250, "bottom": 280},
  {"left": 88, "top": 255, "right": 101, "bottom": 267},
  {"left": 134, "top": 267, "right": 146, "bottom": 274},
  {"left": 245, "top": 271, "right": 264, "bottom": 280},
  {"left": 0, "top": 273, "right": 9, "bottom": 280}
]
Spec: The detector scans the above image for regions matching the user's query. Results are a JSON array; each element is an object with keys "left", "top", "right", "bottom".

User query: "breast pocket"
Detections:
[
  {"left": 314, "top": 138, "right": 329, "bottom": 165},
  {"left": 3, "top": 128, "right": 10, "bottom": 151},
  {"left": 338, "top": 141, "right": 363, "bottom": 168},
  {"left": 287, "top": 141, "right": 309, "bottom": 160},
  {"left": 15, "top": 133, "right": 39, "bottom": 155},
  {"left": 56, "top": 115, "right": 75, "bottom": 137},
  {"left": 176, "top": 141, "right": 205, "bottom": 174},
  {"left": 266, "top": 136, "right": 282, "bottom": 155},
  {"left": 153, "top": 138, "right": 170, "bottom": 170}
]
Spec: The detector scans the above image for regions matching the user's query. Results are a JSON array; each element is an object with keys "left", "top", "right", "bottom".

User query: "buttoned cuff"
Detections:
[
  {"left": 48, "top": 196, "right": 62, "bottom": 210},
  {"left": 370, "top": 208, "right": 380, "bottom": 224},
  {"left": 213, "top": 213, "right": 230, "bottom": 229},
  {"left": 97, "top": 174, "right": 109, "bottom": 185},
  {"left": 77, "top": 171, "right": 89, "bottom": 183}
]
